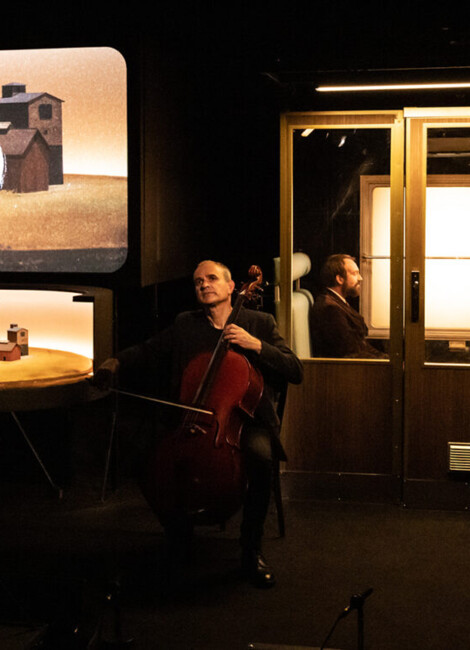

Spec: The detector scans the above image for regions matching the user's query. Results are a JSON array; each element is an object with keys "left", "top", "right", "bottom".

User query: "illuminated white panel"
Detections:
[
  {"left": 426, "top": 188, "right": 470, "bottom": 257},
  {"left": 369, "top": 259, "right": 390, "bottom": 330},
  {"left": 0, "top": 290, "right": 93, "bottom": 359},
  {"left": 364, "top": 183, "right": 470, "bottom": 337},
  {"left": 425, "top": 187, "right": 470, "bottom": 334},
  {"left": 425, "top": 260, "right": 470, "bottom": 330},
  {"left": 361, "top": 186, "right": 391, "bottom": 336},
  {"left": 371, "top": 188, "right": 391, "bottom": 256}
]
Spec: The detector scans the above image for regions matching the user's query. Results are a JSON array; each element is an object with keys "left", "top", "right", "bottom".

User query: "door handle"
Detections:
[{"left": 411, "top": 270, "right": 420, "bottom": 322}]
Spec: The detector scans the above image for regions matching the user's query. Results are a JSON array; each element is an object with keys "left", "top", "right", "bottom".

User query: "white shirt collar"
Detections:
[{"left": 327, "top": 287, "right": 347, "bottom": 304}]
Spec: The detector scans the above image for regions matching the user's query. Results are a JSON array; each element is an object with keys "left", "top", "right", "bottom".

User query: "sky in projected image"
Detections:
[
  {"left": 0, "top": 47, "right": 128, "bottom": 272},
  {"left": 0, "top": 47, "right": 127, "bottom": 176}
]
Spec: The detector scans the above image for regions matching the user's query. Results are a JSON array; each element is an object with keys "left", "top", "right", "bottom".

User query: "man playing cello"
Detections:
[{"left": 93, "top": 260, "right": 303, "bottom": 588}]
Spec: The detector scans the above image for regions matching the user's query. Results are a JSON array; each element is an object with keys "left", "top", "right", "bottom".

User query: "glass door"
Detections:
[
  {"left": 404, "top": 108, "right": 470, "bottom": 507},
  {"left": 280, "top": 106, "right": 470, "bottom": 507},
  {"left": 279, "top": 111, "right": 404, "bottom": 501}
]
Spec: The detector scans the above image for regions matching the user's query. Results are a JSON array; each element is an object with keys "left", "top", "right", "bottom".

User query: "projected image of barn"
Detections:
[
  {"left": 0, "top": 47, "right": 127, "bottom": 273},
  {"left": 0, "top": 82, "right": 63, "bottom": 192}
]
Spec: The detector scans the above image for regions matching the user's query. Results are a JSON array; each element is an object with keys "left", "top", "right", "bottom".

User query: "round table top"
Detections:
[
  {"left": 0, "top": 348, "right": 95, "bottom": 411},
  {"left": 0, "top": 347, "right": 92, "bottom": 388}
]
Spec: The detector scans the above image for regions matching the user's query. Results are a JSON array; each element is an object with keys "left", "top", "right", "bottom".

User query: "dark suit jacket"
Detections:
[
  {"left": 311, "top": 289, "right": 386, "bottom": 359},
  {"left": 117, "top": 306, "right": 303, "bottom": 433}
]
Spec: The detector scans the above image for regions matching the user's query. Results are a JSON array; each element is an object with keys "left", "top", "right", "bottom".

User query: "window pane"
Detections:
[
  {"left": 370, "top": 187, "right": 390, "bottom": 255},
  {"left": 369, "top": 259, "right": 390, "bottom": 330},
  {"left": 293, "top": 127, "right": 390, "bottom": 359},
  {"left": 425, "top": 128, "right": 470, "bottom": 363},
  {"left": 425, "top": 259, "right": 470, "bottom": 330}
]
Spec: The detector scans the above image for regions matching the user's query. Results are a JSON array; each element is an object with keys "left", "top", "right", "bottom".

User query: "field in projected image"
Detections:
[{"left": 0, "top": 175, "right": 127, "bottom": 250}]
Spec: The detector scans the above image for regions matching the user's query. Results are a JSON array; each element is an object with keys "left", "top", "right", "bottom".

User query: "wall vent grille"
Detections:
[{"left": 448, "top": 442, "right": 470, "bottom": 472}]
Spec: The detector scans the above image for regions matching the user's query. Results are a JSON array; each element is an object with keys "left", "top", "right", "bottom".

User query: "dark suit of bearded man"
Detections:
[{"left": 311, "top": 288, "right": 387, "bottom": 359}]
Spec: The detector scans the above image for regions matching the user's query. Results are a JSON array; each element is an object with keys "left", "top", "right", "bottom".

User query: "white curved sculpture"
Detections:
[{"left": 274, "top": 252, "right": 313, "bottom": 358}]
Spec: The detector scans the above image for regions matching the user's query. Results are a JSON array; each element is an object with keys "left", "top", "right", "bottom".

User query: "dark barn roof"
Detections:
[
  {"left": 0, "top": 92, "right": 63, "bottom": 105},
  {"left": 0, "top": 128, "right": 49, "bottom": 157},
  {"left": 0, "top": 341, "right": 20, "bottom": 352}
]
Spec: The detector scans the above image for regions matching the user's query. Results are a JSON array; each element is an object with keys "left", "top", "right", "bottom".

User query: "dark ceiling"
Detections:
[
  {"left": 146, "top": 2, "right": 470, "bottom": 113},
  {"left": 9, "top": 2, "right": 470, "bottom": 74},
  {"left": 147, "top": 2, "right": 470, "bottom": 74},
  {"left": 1, "top": 2, "right": 467, "bottom": 113}
]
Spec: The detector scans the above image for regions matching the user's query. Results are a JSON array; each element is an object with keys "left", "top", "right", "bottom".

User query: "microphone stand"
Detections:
[{"left": 320, "top": 588, "right": 373, "bottom": 650}]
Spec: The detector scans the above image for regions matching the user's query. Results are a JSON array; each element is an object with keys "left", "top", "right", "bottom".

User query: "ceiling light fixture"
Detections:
[{"left": 316, "top": 82, "right": 470, "bottom": 92}]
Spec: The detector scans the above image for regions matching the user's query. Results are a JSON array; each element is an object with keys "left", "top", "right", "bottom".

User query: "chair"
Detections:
[
  {"left": 274, "top": 252, "right": 313, "bottom": 358},
  {"left": 271, "top": 253, "right": 312, "bottom": 537}
]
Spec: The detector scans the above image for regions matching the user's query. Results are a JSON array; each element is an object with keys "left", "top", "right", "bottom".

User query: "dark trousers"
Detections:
[{"left": 240, "top": 426, "right": 273, "bottom": 552}]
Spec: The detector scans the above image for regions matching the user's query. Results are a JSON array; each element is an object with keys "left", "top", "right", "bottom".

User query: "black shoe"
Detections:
[{"left": 241, "top": 550, "right": 276, "bottom": 588}]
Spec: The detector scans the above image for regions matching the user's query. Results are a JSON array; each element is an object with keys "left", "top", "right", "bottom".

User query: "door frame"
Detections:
[
  {"left": 280, "top": 107, "right": 470, "bottom": 508},
  {"left": 279, "top": 110, "right": 405, "bottom": 500},
  {"left": 403, "top": 107, "right": 470, "bottom": 508}
]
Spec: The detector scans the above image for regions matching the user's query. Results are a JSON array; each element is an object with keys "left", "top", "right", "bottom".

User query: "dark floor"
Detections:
[{"left": 1, "top": 407, "right": 470, "bottom": 649}]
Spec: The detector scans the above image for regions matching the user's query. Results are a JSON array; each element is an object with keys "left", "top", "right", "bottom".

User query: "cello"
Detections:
[{"left": 140, "top": 265, "right": 265, "bottom": 527}]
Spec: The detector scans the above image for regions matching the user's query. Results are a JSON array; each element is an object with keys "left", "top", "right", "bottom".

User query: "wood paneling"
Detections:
[
  {"left": 282, "top": 359, "right": 393, "bottom": 475},
  {"left": 405, "top": 366, "right": 470, "bottom": 480}
]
